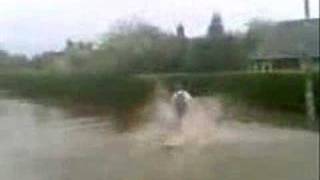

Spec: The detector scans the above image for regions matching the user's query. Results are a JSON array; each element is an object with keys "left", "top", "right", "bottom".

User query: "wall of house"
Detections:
[
  {"left": 313, "top": 57, "right": 320, "bottom": 72},
  {"left": 250, "top": 57, "right": 319, "bottom": 72},
  {"left": 273, "top": 58, "right": 300, "bottom": 70},
  {"left": 300, "top": 57, "right": 320, "bottom": 72},
  {"left": 250, "top": 60, "right": 274, "bottom": 73}
]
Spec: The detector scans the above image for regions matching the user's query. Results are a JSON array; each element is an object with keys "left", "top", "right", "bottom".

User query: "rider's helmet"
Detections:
[{"left": 174, "top": 83, "right": 183, "bottom": 92}]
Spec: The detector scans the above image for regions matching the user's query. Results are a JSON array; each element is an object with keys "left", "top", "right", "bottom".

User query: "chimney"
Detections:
[{"left": 304, "top": 0, "right": 310, "bottom": 19}]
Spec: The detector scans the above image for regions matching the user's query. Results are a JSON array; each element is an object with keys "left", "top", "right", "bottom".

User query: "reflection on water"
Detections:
[{"left": 0, "top": 96, "right": 318, "bottom": 180}]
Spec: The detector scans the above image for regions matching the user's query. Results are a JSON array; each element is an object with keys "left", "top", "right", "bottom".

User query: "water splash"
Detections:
[{"left": 133, "top": 86, "right": 222, "bottom": 148}]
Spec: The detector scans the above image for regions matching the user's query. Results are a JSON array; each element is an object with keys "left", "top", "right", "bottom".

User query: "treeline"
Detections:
[
  {"left": 93, "top": 14, "right": 250, "bottom": 73},
  {"left": 1, "top": 14, "right": 257, "bottom": 74}
]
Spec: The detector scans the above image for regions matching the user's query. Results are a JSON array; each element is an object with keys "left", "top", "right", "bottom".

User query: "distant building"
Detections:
[
  {"left": 65, "top": 40, "right": 93, "bottom": 53},
  {"left": 249, "top": 18, "right": 319, "bottom": 72},
  {"left": 32, "top": 51, "right": 66, "bottom": 69}
]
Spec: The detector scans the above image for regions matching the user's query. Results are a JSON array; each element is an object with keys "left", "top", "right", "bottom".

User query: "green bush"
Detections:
[
  {"left": 0, "top": 72, "right": 154, "bottom": 111},
  {"left": 155, "top": 72, "right": 308, "bottom": 112},
  {"left": 1, "top": 71, "right": 318, "bottom": 123}
]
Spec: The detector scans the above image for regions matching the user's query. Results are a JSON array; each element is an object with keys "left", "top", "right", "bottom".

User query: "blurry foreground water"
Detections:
[{"left": 0, "top": 94, "right": 318, "bottom": 180}]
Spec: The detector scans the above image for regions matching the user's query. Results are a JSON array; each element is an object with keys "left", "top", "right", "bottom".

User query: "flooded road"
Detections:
[{"left": 0, "top": 96, "right": 318, "bottom": 180}]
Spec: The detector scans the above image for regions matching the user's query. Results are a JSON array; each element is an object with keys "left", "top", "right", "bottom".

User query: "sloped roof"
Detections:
[{"left": 251, "top": 18, "right": 319, "bottom": 60}]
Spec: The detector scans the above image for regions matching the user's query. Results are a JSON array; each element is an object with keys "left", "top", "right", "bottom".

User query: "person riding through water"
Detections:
[{"left": 171, "top": 84, "right": 192, "bottom": 129}]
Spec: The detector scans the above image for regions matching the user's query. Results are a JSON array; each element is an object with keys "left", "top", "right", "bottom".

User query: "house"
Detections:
[
  {"left": 32, "top": 40, "right": 95, "bottom": 70},
  {"left": 249, "top": 18, "right": 319, "bottom": 72}
]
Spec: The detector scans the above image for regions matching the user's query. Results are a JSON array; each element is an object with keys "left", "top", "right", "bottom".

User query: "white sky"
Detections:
[{"left": 0, "top": 0, "right": 319, "bottom": 56}]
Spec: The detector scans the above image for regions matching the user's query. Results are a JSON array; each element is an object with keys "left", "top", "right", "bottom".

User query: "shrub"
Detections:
[
  {"left": 0, "top": 71, "right": 154, "bottom": 111},
  {"left": 155, "top": 72, "right": 308, "bottom": 112}
]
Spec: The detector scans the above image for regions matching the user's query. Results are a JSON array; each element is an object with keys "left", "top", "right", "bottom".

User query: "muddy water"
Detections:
[{"left": 0, "top": 96, "right": 318, "bottom": 180}]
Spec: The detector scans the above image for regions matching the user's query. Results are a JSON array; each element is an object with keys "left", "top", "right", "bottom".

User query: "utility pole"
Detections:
[
  {"left": 302, "top": 0, "right": 317, "bottom": 129},
  {"left": 304, "top": 54, "right": 317, "bottom": 129},
  {"left": 304, "top": 0, "right": 310, "bottom": 19}
]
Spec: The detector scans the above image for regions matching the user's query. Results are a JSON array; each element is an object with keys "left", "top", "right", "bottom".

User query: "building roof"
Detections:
[{"left": 251, "top": 18, "right": 319, "bottom": 60}]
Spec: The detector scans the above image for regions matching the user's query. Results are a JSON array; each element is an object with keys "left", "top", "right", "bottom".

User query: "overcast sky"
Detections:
[{"left": 0, "top": 0, "right": 319, "bottom": 56}]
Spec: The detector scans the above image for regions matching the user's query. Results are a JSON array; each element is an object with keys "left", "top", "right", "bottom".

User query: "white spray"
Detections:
[{"left": 134, "top": 84, "right": 222, "bottom": 147}]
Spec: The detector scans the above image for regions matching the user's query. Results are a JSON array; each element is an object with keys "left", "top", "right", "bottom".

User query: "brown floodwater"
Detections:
[{"left": 0, "top": 95, "right": 318, "bottom": 180}]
